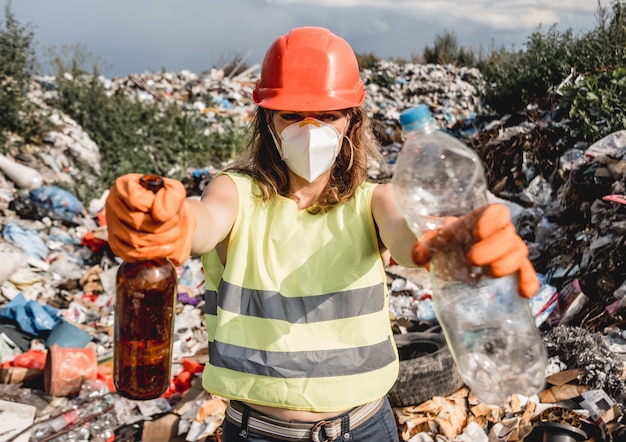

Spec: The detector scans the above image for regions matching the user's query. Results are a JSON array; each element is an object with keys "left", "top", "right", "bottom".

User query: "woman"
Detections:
[{"left": 106, "top": 26, "right": 538, "bottom": 442}]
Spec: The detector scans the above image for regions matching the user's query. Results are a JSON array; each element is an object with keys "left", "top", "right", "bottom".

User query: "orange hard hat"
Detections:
[{"left": 253, "top": 27, "right": 365, "bottom": 111}]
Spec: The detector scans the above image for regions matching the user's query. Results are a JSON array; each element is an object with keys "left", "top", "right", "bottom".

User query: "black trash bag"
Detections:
[
  {"left": 9, "top": 195, "right": 51, "bottom": 220},
  {"left": 8, "top": 194, "right": 80, "bottom": 226}
]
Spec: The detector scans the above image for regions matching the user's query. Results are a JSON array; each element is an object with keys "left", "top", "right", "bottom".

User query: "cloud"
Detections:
[
  {"left": 372, "top": 20, "right": 391, "bottom": 34},
  {"left": 267, "top": 0, "right": 604, "bottom": 32},
  {"left": 8, "top": 0, "right": 609, "bottom": 77}
]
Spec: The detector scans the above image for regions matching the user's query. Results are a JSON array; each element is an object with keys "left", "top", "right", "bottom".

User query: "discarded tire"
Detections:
[{"left": 387, "top": 332, "right": 465, "bottom": 407}]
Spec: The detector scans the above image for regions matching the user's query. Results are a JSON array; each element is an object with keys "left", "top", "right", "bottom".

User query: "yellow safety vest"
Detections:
[{"left": 201, "top": 172, "right": 398, "bottom": 412}]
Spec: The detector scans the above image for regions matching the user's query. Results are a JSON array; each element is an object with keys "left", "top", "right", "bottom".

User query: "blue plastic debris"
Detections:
[
  {"left": 2, "top": 223, "right": 49, "bottom": 259},
  {"left": 30, "top": 186, "right": 85, "bottom": 222},
  {"left": 46, "top": 318, "right": 92, "bottom": 348},
  {"left": 0, "top": 293, "right": 59, "bottom": 337}
]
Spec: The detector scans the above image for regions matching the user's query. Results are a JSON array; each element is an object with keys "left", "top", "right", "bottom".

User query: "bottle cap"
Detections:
[
  {"left": 399, "top": 105, "right": 432, "bottom": 131},
  {"left": 140, "top": 174, "right": 165, "bottom": 193}
]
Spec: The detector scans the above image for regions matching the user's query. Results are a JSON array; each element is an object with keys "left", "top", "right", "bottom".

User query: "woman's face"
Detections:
[{"left": 271, "top": 110, "right": 349, "bottom": 134}]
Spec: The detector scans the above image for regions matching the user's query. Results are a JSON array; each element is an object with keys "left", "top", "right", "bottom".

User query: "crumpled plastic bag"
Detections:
[
  {"left": 12, "top": 348, "right": 47, "bottom": 371},
  {"left": 8, "top": 194, "right": 51, "bottom": 221},
  {"left": 584, "top": 129, "right": 626, "bottom": 162},
  {"left": 30, "top": 185, "right": 85, "bottom": 222},
  {"left": 0, "top": 293, "right": 59, "bottom": 337},
  {"left": 2, "top": 223, "right": 49, "bottom": 260},
  {"left": 0, "top": 333, "right": 21, "bottom": 363}
]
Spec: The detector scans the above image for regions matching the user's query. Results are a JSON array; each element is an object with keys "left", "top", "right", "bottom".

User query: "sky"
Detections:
[{"left": 9, "top": 0, "right": 608, "bottom": 79}]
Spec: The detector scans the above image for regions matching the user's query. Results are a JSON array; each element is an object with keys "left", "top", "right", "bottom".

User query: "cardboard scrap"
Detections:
[
  {"left": 0, "top": 366, "right": 42, "bottom": 385},
  {"left": 469, "top": 402, "right": 501, "bottom": 426},
  {"left": 538, "top": 383, "right": 590, "bottom": 403},
  {"left": 398, "top": 390, "right": 470, "bottom": 440},
  {"left": 545, "top": 368, "right": 587, "bottom": 386},
  {"left": 506, "top": 399, "right": 537, "bottom": 441},
  {"left": 141, "top": 413, "right": 181, "bottom": 442}
]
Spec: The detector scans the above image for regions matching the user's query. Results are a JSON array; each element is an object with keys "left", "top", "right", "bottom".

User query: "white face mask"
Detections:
[{"left": 271, "top": 118, "right": 344, "bottom": 182}]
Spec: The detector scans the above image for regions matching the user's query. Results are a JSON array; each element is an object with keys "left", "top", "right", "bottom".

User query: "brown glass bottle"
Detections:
[{"left": 113, "top": 175, "right": 178, "bottom": 400}]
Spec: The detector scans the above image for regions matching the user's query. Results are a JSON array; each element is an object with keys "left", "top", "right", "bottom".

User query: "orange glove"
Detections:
[
  {"left": 411, "top": 203, "right": 539, "bottom": 298},
  {"left": 105, "top": 173, "right": 197, "bottom": 266}
]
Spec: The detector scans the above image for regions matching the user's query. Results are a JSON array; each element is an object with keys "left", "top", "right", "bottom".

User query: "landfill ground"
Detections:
[{"left": 0, "top": 62, "right": 625, "bottom": 441}]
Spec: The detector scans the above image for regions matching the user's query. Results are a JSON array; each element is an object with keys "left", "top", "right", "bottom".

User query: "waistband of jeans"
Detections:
[{"left": 225, "top": 397, "right": 385, "bottom": 442}]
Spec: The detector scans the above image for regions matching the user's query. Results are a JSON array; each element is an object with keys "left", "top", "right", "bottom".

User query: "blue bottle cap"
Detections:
[{"left": 399, "top": 104, "right": 432, "bottom": 131}]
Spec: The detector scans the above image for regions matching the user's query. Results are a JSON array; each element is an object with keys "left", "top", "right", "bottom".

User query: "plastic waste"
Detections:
[
  {"left": 8, "top": 195, "right": 51, "bottom": 221},
  {"left": 30, "top": 185, "right": 85, "bottom": 222},
  {"left": 114, "top": 175, "right": 178, "bottom": 400},
  {"left": 584, "top": 129, "right": 626, "bottom": 162},
  {"left": 0, "top": 251, "right": 27, "bottom": 286},
  {"left": 0, "top": 293, "right": 59, "bottom": 337},
  {"left": 46, "top": 318, "right": 93, "bottom": 348},
  {"left": 0, "top": 154, "right": 43, "bottom": 190},
  {"left": 29, "top": 384, "right": 114, "bottom": 440},
  {"left": 44, "top": 344, "right": 98, "bottom": 397},
  {"left": 2, "top": 223, "right": 49, "bottom": 260},
  {"left": 390, "top": 104, "right": 547, "bottom": 405}
]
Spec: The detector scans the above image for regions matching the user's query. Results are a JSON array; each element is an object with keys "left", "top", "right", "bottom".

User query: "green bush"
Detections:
[
  {"left": 477, "top": 0, "right": 626, "bottom": 116},
  {"left": 356, "top": 52, "right": 382, "bottom": 70},
  {"left": 423, "top": 30, "right": 476, "bottom": 67},
  {"left": 555, "top": 1, "right": 626, "bottom": 143},
  {"left": 0, "top": 1, "right": 41, "bottom": 148},
  {"left": 570, "top": 0, "right": 626, "bottom": 74},
  {"left": 560, "top": 67, "right": 626, "bottom": 141},
  {"left": 477, "top": 26, "right": 576, "bottom": 114}
]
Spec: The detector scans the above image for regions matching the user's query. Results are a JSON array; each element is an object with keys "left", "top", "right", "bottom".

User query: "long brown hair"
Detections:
[{"left": 225, "top": 106, "right": 382, "bottom": 214}]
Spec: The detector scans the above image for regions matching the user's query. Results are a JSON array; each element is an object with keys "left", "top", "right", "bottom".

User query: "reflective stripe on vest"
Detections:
[
  {"left": 204, "top": 289, "right": 217, "bottom": 316},
  {"left": 218, "top": 280, "right": 383, "bottom": 322},
  {"left": 210, "top": 336, "right": 395, "bottom": 378}
]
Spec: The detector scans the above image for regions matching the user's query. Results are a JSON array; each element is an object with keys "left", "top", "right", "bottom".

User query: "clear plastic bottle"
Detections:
[
  {"left": 113, "top": 174, "right": 178, "bottom": 400},
  {"left": 391, "top": 105, "right": 547, "bottom": 405}
]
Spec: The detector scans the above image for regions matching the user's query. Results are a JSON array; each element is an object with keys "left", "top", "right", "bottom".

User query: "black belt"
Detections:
[{"left": 225, "top": 397, "right": 385, "bottom": 442}]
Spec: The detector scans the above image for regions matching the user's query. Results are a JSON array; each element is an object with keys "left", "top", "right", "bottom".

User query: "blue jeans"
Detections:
[{"left": 221, "top": 397, "right": 400, "bottom": 442}]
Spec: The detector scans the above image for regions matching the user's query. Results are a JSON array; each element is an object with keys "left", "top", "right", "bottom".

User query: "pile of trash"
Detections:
[{"left": 0, "top": 61, "right": 625, "bottom": 441}]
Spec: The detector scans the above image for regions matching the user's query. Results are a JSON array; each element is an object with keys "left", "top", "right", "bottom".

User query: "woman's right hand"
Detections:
[{"left": 105, "top": 173, "right": 197, "bottom": 266}]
